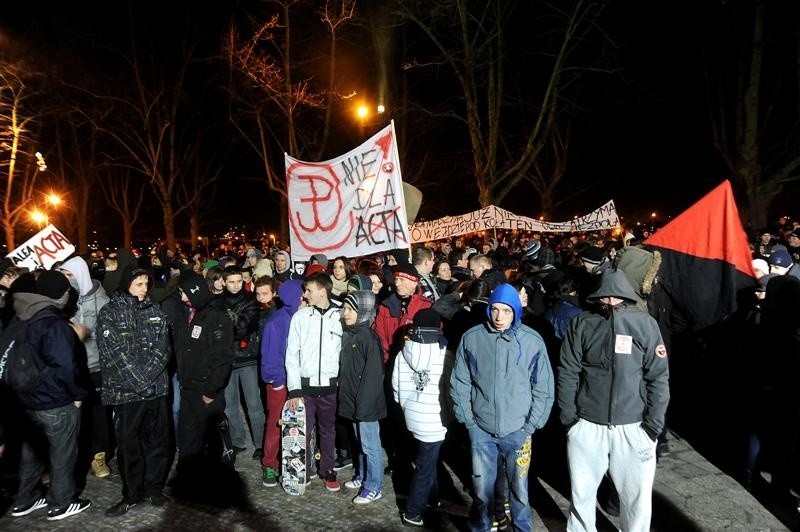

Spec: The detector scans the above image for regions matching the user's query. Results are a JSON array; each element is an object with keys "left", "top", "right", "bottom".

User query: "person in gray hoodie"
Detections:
[
  {"left": 558, "top": 269, "right": 669, "bottom": 532},
  {"left": 59, "top": 257, "right": 112, "bottom": 479},
  {"left": 450, "top": 283, "right": 554, "bottom": 532}
]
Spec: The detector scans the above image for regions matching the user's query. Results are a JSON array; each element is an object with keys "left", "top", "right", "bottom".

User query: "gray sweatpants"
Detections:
[{"left": 566, "top": 419, "right": 656, "bottom": 532}]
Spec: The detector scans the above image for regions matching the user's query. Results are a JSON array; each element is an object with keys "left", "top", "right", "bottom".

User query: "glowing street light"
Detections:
[
  {"left": 47, "top": 193, "right": 62, "bottom": 207},
  {"left": 356, "top": 105, "right": 369, "bottom": 120},
  {"left": 30, "top": 210, "right": 48, "bottom": 226},
  {"left": 377, "top": 104, "right": 385, "bottom": 114}
]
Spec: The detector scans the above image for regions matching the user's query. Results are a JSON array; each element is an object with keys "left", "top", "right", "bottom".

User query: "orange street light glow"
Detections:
[
  {"left": 356, "top": 105, "right": 369, "bottom": 120},
  {"left": 30, "top": 210, "right": 47, "bottom": 224},
  {"left": 47, "top": 194, "right": 62, "bottom": 207}
]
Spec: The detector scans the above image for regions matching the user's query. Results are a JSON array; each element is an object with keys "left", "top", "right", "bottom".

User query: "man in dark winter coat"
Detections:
[
  {"left": 221, "top": 266, "right": 265, "bottom": 458},
  {"left": 9, "top": 271, "right": 92, "bottom": 521},
  {"left": 97, "top": 267, "right": 171, "bottom": 516},
  {"left": 339, "top": 291, "right": 387, "bottom": 503},
  {"left": 558, "top": 270, "right": 669, "bottom": 532},
  {"left": 173, "top": 271, "right": 234, "bottom": 478}
]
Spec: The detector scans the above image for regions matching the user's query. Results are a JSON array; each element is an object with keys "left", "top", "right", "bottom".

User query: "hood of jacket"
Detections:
[
  {"left": 275, "top": 250, "right": 292, "bottom": 274},
  {"left": 343, "top": 290, "right": 377, "bottom": 326},
  {"left": 401, "top": 335, "right": 443, "bottom": 373},
  {"left": 13, "top": 291, "right": 68, "bottom": 320},
  {"left": 59, "top": 256, "right": 93, "bottom": 297},
  {"left": 615, "top": 246, "right": 661, "bottom": 298},
  {"left": 278, "top": 279, "right": 304, "bottom": 313},
  {"left": 486, "top": 283, "right": 523, "bottom": 330},
  {"left": 586, "top": 269, "right": 640, "bottom": 304}
]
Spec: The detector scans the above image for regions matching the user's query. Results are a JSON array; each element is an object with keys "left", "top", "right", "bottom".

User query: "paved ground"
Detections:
[{"left": 0, "top": 428, "right": 791, "bottom": 531}]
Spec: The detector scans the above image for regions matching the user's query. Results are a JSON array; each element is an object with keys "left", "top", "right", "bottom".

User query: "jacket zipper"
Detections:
[
  {"left": 318, "top": 308, "right": 324, "bottom": 386},
  {"left": 608, "top": 309, "right": 615, "bottom": 425}
]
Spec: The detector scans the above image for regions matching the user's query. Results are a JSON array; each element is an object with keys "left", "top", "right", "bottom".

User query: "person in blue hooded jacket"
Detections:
[{"left": 450, "top": 283, "right": 555, "bottom": 532}]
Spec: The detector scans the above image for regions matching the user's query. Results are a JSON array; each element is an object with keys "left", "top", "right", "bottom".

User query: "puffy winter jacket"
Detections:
[
  {"left": 224, "top": 289, "right": 260, "bottom": 368},
  {"left": 373, "top": 290, "right": 432, "bottom": 363},
  {"left": 338, "top": 321, "right": 386, "bottom": 422},
  {"left": 393, "top": 327, "right": 449, "bottom": 442},
  {"left": 97, "top": 292, "right": 171, "bottom": 406},
  {"left": 12, "top": 293, "right": 88, "bottom": 410}
]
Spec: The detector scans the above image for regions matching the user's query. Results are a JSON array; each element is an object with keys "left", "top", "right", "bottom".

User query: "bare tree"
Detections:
[
  {"left": 707, "top": 0, "right": 800, "bottom": 228},
  {"left": 98, "top": 165, "right": 146, "bottom": 248},
  {"left": 226, "top": 0, "right": 358, "bottom": 240},
  {"left": 0, "top": 62, "right": 47, "bottom": 250},
  {"left": 396, "top": 0, "right": 609, "bottom": 208}
]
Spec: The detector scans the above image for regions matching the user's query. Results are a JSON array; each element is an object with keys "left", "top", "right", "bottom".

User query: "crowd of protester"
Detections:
[{"left": 0, "top": 214, "right": 798, "bottom": 528}]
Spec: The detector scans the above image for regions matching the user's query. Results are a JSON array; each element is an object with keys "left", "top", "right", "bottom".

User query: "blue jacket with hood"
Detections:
[
  {"left": 260, "top": 280, "right": 303, "bottom": 387},
  {"left": 450, "top": 283, "right": 555, "bottom": 437}
]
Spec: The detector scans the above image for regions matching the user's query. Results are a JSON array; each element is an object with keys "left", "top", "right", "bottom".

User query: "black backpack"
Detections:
[{"left": 0, "top": 317, "right": 40, "bottom": 392}]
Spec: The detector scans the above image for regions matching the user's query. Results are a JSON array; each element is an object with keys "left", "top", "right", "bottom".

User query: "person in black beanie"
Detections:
[
  {"left": 171, "top": 270, "right": 234, "bottom": 485},
  {"left": 8, "top": 269, "right": 92, "bottom": 521}
]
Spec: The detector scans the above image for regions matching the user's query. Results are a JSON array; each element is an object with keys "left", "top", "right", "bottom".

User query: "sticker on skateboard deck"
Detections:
[{"left": 280, "top": 399, "right": 307, "bottom": 495}]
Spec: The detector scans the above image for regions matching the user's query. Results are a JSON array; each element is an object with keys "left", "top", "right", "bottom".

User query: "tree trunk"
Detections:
[
  {"left": 163, "top": 204, "right": 177, "bottom": 251},
  {"left": 190, "top": 213, "right": 200, "bottom": 249},
  {"left": 77, "top": 181, "right": 90, "bottom": 255},
  {"left": 123, "top": 220, "right": 133, "bottom": 250},
  {"left": 279, "top": 195, "right": 289, "bottom": 246},
  {"left": 4, "top": 221, "right": 15, "bottom": 252}
]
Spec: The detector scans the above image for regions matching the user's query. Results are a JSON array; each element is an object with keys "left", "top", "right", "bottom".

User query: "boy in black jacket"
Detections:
[
  {"left": 338, "top": 291, "right": 386, "bottom": 504},
  {"left": 174, "top": 271, "right": 234, "bottom": 478}
]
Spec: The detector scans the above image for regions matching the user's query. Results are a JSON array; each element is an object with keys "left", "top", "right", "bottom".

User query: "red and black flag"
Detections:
[{"left": 644, "top": 180, "right": 755, "bottom": 331}]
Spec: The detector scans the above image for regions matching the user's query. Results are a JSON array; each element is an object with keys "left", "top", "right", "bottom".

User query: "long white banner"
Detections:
[
  {"left": 409, "top": 201, "right": 619, "bottom": 243},
  {"left": 286, "top": 122, "right": 410, "bottom": 262}
]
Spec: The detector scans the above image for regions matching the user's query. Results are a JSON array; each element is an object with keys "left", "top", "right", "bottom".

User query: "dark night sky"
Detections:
[{"left": 0, "top": 1, "right": 796, "bottom": 244}]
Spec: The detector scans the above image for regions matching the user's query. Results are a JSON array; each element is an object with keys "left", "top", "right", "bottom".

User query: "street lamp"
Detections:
[
  {"left": 29, "top": 209, "right": 48, "bottom": 228},
  {"left": 47, "top": 193, "right": 62, "bottom": 207}
]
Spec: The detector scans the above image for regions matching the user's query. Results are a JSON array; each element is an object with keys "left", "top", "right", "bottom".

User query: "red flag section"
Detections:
[
  {"left": 644, "top": 180, "right": 754, "bottom": 276},
  {"left": 643, "top": 180, "right": 755, "bottom": 331}
]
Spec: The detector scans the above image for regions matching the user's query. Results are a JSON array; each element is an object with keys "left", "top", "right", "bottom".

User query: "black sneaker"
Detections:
[
  {"left": 145, "top": 493, "right": 168, "bottom": 507},
  {"left": 334, "top": 453, "right": 353, "bottom": 471},
  {"left": 105, "top": 500, "right": 138, "bottom": 517},
  {"left": 11, "top": 496, "right": 47, "bottom": 517},
  {"left": 47, "top": 498, "right": 91, "bottom": 521}
]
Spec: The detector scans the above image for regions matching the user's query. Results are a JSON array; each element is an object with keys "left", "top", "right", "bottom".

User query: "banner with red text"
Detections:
[
  {"left": 286, "top": 122, "right": 409, "bottom": 262},
  {"left": 6, "top": 224, "right": 75, "bottom": 270},
  {"left": 409, "top": 201, "right": 619, "bottom": 243}
]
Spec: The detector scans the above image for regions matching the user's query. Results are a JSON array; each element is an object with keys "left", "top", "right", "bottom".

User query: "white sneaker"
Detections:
[
  {"left": 352, "top": 488, "right": 382, "bottom": 504},
  {"left": 344, "top": 477, "right": 362, "bottom": 489}
]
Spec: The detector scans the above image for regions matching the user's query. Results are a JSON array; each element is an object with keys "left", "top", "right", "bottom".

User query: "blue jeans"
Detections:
[
  {"left": 353, "top": 421, "right": 383, "bottom": 492},
  {"left": 469, "top": 427, "right": 532, "bottom": 532},
  {"left": 405, "top": 439, "right": 443, "bottom": 517},
  {"left": 16, "top": 404, "right": 81, "bottom": 509},
  {"left": 224, "top": 365, "right": 266, "bottom": 448}
]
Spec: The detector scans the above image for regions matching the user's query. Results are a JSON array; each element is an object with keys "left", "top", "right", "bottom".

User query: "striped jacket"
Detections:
[{"left": 392, "top": 327, "right": 449, "bottom": 442}]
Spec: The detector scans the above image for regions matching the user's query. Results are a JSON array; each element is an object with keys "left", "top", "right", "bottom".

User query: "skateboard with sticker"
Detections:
[{"left": 280, "top": 398, "right": 307, "bottom": 496}]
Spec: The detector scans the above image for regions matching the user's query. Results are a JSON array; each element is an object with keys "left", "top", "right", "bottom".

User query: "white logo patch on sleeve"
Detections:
[
  {"left": 655, "top": 344, "right": 668, "bottom": 358},
  {"left": 614, "top": 334, "right": 633, "bottom": 355},
  {"left": 191, "top": 325, "right": 202, "bottom": 339}
]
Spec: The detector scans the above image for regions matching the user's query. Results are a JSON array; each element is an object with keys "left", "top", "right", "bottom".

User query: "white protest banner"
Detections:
[
  {"left": 6, "top": 224, "right": 76, "bottom": 270},
  {"left": 409, "top": 201, "right": 620, "bottom": 243},
  {"left": 286, "top": 121, "right": 409, "bottom": 262}
]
